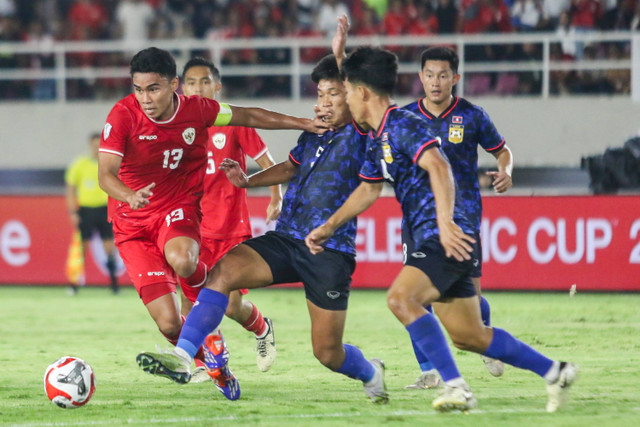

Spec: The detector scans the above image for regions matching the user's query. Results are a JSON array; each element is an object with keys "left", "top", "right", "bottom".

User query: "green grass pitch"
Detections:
[{"left": 1, "top": 286, "right": 639, "bottom": 426}]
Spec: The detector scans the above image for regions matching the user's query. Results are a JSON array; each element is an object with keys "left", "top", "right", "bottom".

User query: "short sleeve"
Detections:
[
  {"left": 65, "top": 159, "right": 81, "bottom": 186},
  {"left": 395, "top": 115, "right": 440, "bottom": 164},
  {"left": 99, "top": 103, "right": 132, "bottom": 158},
  {"left": 288, "top": 134, "right": 307, "bottom": 166},
  {"left": 358, "top": 141, "right": 383, "bottom": 183},
  {"left": 476, "top": 106, "right": 505, "bottom": 153},
  {"left": 197, "top": 96, "right": 222, "bottom": 127},
  {"left": 236, "top": 127, "right": 268, "bottom": 160}
]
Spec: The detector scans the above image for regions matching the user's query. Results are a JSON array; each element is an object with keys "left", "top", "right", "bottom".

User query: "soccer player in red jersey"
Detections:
[
  {"left": 180, "top": 57, "right": 280, "bottom": 376},
  {"left": 98, "top": 47, "right": 327, "bottom": 400}
]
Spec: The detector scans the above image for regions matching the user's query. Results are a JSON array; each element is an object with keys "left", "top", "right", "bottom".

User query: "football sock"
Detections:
[
  {"left": 483, "top": 327, "right": 554, "bottom": 377},
  {"left": 241, "top": 302, "right": 267, "bottom": 337},
  {"left": 336, "top": 344, "right": 376, "bottom": 383},
  {"left": 183, "top": 260, "right": 207, "bottom": 287},
  {"left": 407, "top": 313, "right": 461, "bottom": 382},
  {"left": 105, "top": 254, "right": 118, "bottom": 290},
  {"left": 160, "top": 315, "right": 206, "bottom": 361},
  {"left": 177, "top": 288, "right": 228, "bottom": 359},
  {"left": 410, "top": 338, "right": 435, "bottom": 372},
  {"left": 480, "top": 295, "right": 491, "bottom": 326},
  {"left": 543, "top": 361, "right": 561, "bottom": 384}
]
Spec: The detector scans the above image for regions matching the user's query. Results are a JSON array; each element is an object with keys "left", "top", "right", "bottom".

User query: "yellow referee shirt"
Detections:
[{"left": 65, "top": 155, "right": 108, "bottom": 207}]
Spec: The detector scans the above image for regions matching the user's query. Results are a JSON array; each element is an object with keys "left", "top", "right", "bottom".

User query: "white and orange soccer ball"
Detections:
[{"left": 44, "top": 356, "right": 95, "bottom": 409}]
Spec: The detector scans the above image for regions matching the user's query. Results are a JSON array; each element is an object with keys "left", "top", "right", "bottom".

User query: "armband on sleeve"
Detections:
[{"left": 214, "top": 103, "right": 232, "bottom": 126}]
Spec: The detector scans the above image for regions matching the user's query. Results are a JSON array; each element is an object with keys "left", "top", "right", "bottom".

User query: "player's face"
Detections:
[
  {"left": 316, "top": 79, "right": 350, "bottom": 127},
  {"left": 182, "top": 65, "right": 222, "bottom": 99},
  {"left": 344, "top": 79, "right": 371, "bottom": 130},
  {"left": 132, "top": 72, "right": 179, "bottom": 121},
  {"left": 419, "top": 60, "right": 460, "bottom": 105}
]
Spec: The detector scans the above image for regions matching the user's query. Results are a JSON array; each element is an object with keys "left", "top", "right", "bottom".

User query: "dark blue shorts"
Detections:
[
  {"left": 403, "top": 228, "right": 482, "bottom": 278},
  {"left": 403, "top": 236, "right": 476, "bottom": 300},
  {"left": 242, "top": 231, "right": 355, "bottom": 310}
]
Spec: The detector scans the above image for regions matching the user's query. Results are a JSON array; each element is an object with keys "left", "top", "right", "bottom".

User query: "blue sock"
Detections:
[
  {"left": 480, "top": 296, "right": 491, "bottom": 326},
  {"left": 410, "top": 338, "right": 434, "bottom": 372},
  {"left": 336, "top": 344, "right": 376, "bottom": 383},
  {"left": 483, "top": 327, "right": 554, "bottom": 377},
  {"left": 177, "top": 288, "right": 228, "bottom": 358},
  {"left": 406, "top": 313, "right": 461, "bottom": 382}
]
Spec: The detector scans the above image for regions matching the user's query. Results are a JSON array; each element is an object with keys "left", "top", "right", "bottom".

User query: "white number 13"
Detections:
[
  {"left": 165, "top": 208, "right": 184, "bottom": 227},
  {"left": 163, "top": 149, "right": 183, "bottom": 169}
]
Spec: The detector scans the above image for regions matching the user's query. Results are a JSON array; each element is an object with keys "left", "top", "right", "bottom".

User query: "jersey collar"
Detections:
[
  {"left": 375, "top": 105, "right": 399, "bottom": 138},
  {"left": 418, "top": 96, "right": 459, "bottom": 120}
]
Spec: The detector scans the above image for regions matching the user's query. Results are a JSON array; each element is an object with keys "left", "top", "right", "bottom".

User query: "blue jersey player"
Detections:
[
  {"left": 401, "top": 46, "right": 514, "bottom": 388},
  {"left": 306, "top": 45, "right": 578, "bottom": 413},
  {"left": 136, "top": 55, "right": 389, "bottom": 404}
]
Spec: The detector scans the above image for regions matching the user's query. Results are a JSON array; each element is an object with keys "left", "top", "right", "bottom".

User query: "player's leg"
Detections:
[
  {"left": 436, "top": 295, "right": 578, "bottom": 412},
  {"left": 387, "top": 265, "right": 476, "bottom": 411},
  {"left": 307, "top": 300, "right": 388, "bottom": 404},
  {"left": 473, "top": 276, "right": 504, "bottom": 376},
  {"left": 96, "top": 206, "right": 119, "bottom": 294}
]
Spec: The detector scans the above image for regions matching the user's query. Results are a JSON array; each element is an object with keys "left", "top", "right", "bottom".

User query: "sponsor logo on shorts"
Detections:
[
  {"left": 473, "top": 258, "right": 479, "bottom": 267},
  {"left": 326, "top": 291, "right": 341, "bottom": 299},
  {"left": 138, "top": 135, "right": 158, "bottom": 140},
  {"left": 147, "top": 271, "right": 165, "bottom": 276},
  {"left": 411, "top": 252, "right": 427, "bottom": 258}
]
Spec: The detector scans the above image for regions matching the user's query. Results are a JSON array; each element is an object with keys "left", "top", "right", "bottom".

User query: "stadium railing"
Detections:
[{"left": 0, "top": 32, "right": 638, "bottom": 102}]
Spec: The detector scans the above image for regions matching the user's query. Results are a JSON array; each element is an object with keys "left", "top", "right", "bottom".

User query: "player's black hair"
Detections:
[
  {"left": 129, "top": 47, "right": 177, "bottom": 80},
  {"left": 341, "top": 47, "right": 397, "bottom": 96},
  {"left": 182, "top": 57, "right": 221, "bottom": 82},
  {"left": 420, "top": 46, "right": 459, "bottom": 74},
  {"left": 311, "top": 54, "right": 340, "bottom": 83},
  {"left": 89, "top": 132, "right": 101, "bottom": 141}
]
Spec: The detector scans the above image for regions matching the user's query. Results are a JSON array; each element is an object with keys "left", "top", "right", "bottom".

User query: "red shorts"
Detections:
[
  {"left": 112, "top": 206, "right": 202, "bottom": 304},
  {"left": 180, "top": 234, "right": 251, "bottom": 304}
]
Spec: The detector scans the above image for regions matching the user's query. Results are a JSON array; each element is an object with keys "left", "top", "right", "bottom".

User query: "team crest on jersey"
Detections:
[
  {"left": 182, "top": 127, "right": 195, "bottom": 145},
  {"left": 382, "top": 143, "right": 393, "bottom": 164},
  {"left": 448, "top": 124, "right": 464, "bottom": 143},
  {"left": 452, "top": 116, "right": 463, "bottom": 124},
  {"left": 212, "top": 132, "right": 226, "bottom": 149},
  {"left": 103, "top": 123, "right": 112, "bottom": 140}
]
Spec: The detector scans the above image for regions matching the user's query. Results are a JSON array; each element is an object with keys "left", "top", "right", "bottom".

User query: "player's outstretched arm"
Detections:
[
  {"left": 417, "top": 148, "right": 475, "bottom": 261},
  {"left": 228, "top": 105, "right": 331, "bottom": 134},
  {"left": 219, "top": 158, "right": 296, "bottom": 188},
  {"left": 255, "top": 152, "right": 283, "bottom": 224},
  {"left": 305, "top": 182, "right": 383, "bottom": 254},
  {"left": 486, "top": 145, "right": 513, "bottom": 193},
  {"left": 332, "top": 14, "right": 350, "bottom": 68},
  {"left": 98, "top": 152, "right": 155, "bottom": 210}
]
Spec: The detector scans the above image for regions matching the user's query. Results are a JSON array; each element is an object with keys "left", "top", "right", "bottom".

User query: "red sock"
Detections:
[
  {"left": 184, "top": 260, "right": 207, "bottom": 287},
  {"left": 241, "top": 302, "right": 267, "bottom": 336},
  {"left": 160, "top": 315, "right": 206, "bottom": 362}
]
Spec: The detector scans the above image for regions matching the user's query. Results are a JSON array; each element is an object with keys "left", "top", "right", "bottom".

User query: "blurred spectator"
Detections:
[
  {"left": 68, "top": 0, "right": 109, "bottom": 40},
  {"left": 317, "top": 0, "right": 349, "bottom": 37},
  {"left": 352, "top": 5, "right": 381, "bottom": 35},
  {"left": 436, "top": 0, "right": 459, "bottom": 33},
  {"left": 383, "top": 0, "right": 406, "bottom": 35},
  {"left": 408, "top": 3, "right": 438, "bottom": 35},
  {"left": 605, "top": 43, "right": 630, "bottom": 94},
  {"left": 297, "top": 0, "right": 319, "bottom": 30},
  {"left": 0, "top": 0, "right": 15, "bottom": 17},
  {"left": 511, "top": 0, "right": 542, "bottom": 31},
  {"left": 540, "top": 0, "right": 569, "bottom": 29},
  {"left": 570, "top": 0, "right": 602, "bottom": 30},
  {"left": 556, "top": 11, "right": 577, "bottom": 59},
  {"left": 115, "top": 0, "right": 155, "bottom": 43}
]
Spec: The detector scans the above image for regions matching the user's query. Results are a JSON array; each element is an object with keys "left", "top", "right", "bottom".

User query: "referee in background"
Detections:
[{"left": 65, "top": 132, "right": 119, "bottom": 294}]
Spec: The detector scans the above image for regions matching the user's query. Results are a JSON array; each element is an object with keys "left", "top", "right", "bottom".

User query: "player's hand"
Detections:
[
  {"left": 437, "top": 219, "right": 475, "bottom": 262},
  {"left": 486, "top": 171, "right": 512, "bottom": 193},
  {"left": 305, "top": 117, "right": 333, "bottom": 134},
  {"left": 305, "top": 223, "right": 335, "bottom": 255},
  {"left": 127, "top": 182, "right": 155, "bottom": 210},
  {"left": 266, "top": 198, "right": 282, "bottom": 224},
  {"left": 332, "top": 14, "right": 349, "bottom": 63},
  {"left": 314, "top": 105, "right": 332, "bottom": 124},
  {"left": 219, "top": 158, "right": 250, "bottom": 188}
]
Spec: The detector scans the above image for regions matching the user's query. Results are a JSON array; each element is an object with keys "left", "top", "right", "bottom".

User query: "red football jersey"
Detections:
[
  {"left": 99, "top": 93, "right": 221, "bottom": 221},
  {"left": 200, "top": 125, "right": 267, "bottom": 239}
]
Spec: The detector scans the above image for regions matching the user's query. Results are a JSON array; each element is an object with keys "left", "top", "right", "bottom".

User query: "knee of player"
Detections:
[
  {"left": 386, "top": 288, "right": 408, "bottom": 316},
  {"left": 168, "top": 255, "right": 198, "bottom": 278}
]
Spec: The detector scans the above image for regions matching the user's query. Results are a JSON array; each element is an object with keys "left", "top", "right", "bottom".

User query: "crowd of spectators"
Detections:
[{"left": 0, "top": 0, "right": 636, "bottom": 100}]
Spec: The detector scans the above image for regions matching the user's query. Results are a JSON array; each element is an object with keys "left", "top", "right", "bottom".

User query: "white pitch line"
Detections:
[{"left": 9, "top": 407, "right": 554, "bottom": 427}]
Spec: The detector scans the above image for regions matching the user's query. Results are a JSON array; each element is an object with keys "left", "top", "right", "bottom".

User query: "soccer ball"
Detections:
[{"left": 44, "top": 356, "right": 96, "bottom": 409}]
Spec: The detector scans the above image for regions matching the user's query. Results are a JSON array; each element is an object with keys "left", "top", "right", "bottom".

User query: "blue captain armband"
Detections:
[{"left": 214, "top": 102, "right": 232, "bottom": 126}]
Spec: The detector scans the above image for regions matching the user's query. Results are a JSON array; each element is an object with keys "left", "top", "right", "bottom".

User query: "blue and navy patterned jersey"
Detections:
[
  {"left": 275, "top": 122, "right": 368, "bottom": 255},
  {"left": 359, "top": 106, "right": 474, "bottom": 248},
  {"left": 403, "top": 96, "right": 505, "bottom": 232}
]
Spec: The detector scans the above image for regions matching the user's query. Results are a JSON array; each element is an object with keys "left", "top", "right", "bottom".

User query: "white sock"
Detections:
[
  {"left": 544, "top": 361, "right": 561, "bottom": 384},
  {"left": 445, "top": 377, "right": 468, "bottom": 389},
  {"left": 174, "top": 347, "right": 193, "bottom": 366}
]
